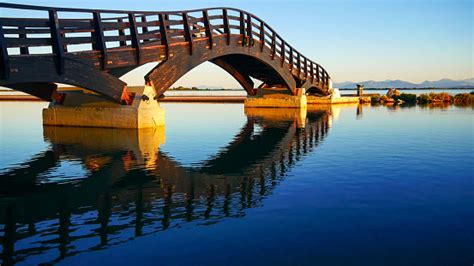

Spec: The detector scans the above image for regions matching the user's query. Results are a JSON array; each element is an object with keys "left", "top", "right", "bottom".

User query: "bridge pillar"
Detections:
[
  {"left": 42, "top": 86, "right": 165, "bottom": 128},
  {"left": 244, "top": 88, "right": 307, "bottom": 108}
]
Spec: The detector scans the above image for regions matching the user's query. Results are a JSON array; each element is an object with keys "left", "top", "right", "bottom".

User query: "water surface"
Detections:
[{"left": 0, "top": 102, "right": 473, "bottom": 265}]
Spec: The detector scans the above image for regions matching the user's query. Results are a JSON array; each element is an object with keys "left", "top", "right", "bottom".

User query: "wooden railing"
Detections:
[{"left": 0, "top": 3, "right": 330, "bottom": 89}]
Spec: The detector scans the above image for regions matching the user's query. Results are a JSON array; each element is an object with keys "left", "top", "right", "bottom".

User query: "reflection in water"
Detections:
[{"left": 0, "top": 107, "right": 333, "bottom": 265}]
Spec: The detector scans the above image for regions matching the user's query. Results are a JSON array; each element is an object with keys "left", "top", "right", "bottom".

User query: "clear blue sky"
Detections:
[{"left": 3, "top": 0, "right": 473, "bottom": 88}]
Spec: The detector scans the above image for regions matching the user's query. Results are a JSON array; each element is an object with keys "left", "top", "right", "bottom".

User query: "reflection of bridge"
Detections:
[
  {"left": 0, "top": 108, "right": 332, "bottom": 265},
  {"left": 0, "top": 3, "right": 331, "bottom": 103}
]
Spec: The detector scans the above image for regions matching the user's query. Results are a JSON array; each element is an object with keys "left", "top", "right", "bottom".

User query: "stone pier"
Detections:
[
  {"left": 43, "top": 86, "right": 165, "bottom": 128},
  {"left": 244, "top": 88, "right": 307, "bottom": 108}
]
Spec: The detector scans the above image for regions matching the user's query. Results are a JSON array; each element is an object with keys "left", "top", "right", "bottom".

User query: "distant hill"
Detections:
[{"left": 334, "top": 78, "right": 474, "bottom": 89}]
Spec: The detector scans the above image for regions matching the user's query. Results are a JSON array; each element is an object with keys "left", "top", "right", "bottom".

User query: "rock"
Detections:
[{"left": 386, "top": 89, "right": 401, "bottom": 98}]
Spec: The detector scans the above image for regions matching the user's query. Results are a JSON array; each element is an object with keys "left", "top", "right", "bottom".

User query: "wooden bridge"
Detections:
[{"left": 0, "top": 3, "right": 332, "bottom": 103}]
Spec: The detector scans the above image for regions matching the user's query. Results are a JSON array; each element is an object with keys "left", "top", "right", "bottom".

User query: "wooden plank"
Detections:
[
  {"left": 182, "top": 12, "right": 193, "bottom": 55},
  {"left": 202, "top": 10, "right": 213, "bottom": 49},
  {"left": 5, "top": 38, "right": 51, "bottom": 47},
  {"left": 128, "top": 13, "right": 141, "bottom": 64},
  {"left": 63, "top": 36, "right": 92, "bottom": 45},
  {"left": 222, "top": 9, "right": 230, "bottom": 45},
  {"left": 158, "top": 14, "right": 169, "bottom": 59},
  {"left": 49, "top": 10, "right": 65, "bottom": 74},
  {"left": 0, "top": 18, "right": 49, "bottom": 27},
  {"left": 93, "top": 12, "right": 107, "bottom": 69}
]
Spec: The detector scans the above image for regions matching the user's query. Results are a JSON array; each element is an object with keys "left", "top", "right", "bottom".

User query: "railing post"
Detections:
[
  {"left": 296, "top": 53, "right": 301, "bottom": 76},
  {"left": 271, "top": 31, "right": 276, "bottom": 60},
  {"left": 239, "top": 11, "right": 245, "bottom": 46},
  {"left": 316, "top": 65, "right": 320, "bottom": 84},
  {"left": 310, "top": 63, "right": 314, "bottom": 83},
  {"left": 128, "top": 13, "right": 141, "bottom": 65},
  {"left": 259, "top": 20, "right": 265, "bottom": 52},
  {"left": 222, "top": 9, "right": 230, "bottom": 45},
  {"left": 49, "top": 10, "right": 65, "bottom": 75},
  {"left": 93, "top": 12, "right": 107, "bottom": 69},
  {"left": 117, "top": 18, "right": 126, "bottom": 46},
  {"left": 202, "top": 10, "right": 213, "bottom": 49},
  {"left": 246, "top": 14, "right": 252, "bottom": 46},
  {"left": 0, "top": 20, "right": 9, "bottom": 79},
  {"left": 280, "top": 41, "right": 285, "bottom": 67},
  {"left": 158, "top": 14, "right": 169, "bottom": 60},
  {"left": 18, "top": 26, "right": 29, "bottom": 55},
  {"left": 182, "top": 12, "right": 193, "bottom": 55},
  {"left": 289, "top": 47, "right": 293, "bottom": 70},
  {"left": 303, "top": 57, "right": 307, "bottom": 78}
]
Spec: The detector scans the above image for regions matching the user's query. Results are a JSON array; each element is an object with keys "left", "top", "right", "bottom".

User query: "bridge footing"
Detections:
[
  {"left": 43, "top": 86, "right": 165, "bottom": 129},
  {"left": 244, "top": 88, "right": 307, "bottom": 108}
]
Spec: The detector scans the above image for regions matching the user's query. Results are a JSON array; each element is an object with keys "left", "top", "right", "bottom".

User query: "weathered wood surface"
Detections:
[{"left": 0, "top": 3, "right": 331, "bottom": 103}]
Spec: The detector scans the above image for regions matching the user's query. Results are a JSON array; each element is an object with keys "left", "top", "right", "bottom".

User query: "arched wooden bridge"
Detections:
[{"left": 0, "top": 3, "right": 332, "bottom": 103}]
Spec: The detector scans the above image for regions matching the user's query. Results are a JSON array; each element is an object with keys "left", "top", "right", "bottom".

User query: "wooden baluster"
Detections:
[
  {"left": 289, "top": 47, "right": 293, "bottom": 71},
  {"left": 259, "top": 20, "right": 265, "bottom": 52},
  {"left": 296, "top": 53, "right": 301, "bottom": 76},
  {"left": 141, "top": 15, "right": 149, "bottom": 43},
  {"left": 246, "top": 14, "right": 252, "bottom": 46},
  {"left": 316, "top": 65, "right": 320, "bottom": 84},
  {"left": 117, "top": 18, "right": 126, "bottom": 46},
  {"left": 182, "top": 12, "right": 193, "bottom": 55},
  {"left": 303, "top": 57, "right": 307, "bottom": 78},
  {"left": 222, "top": 9, "right": 230, "bottom": 45},
  {"left": 158, "top": 14, "right": 169, "bottom": 60},
  {"left": 128, "top": 13, "right": 141, "bottom": 65},
  {"left": 93, "top": 12, "right": 107, "bottom": 69},
  {"left": 0, "top": 19, "right": 9, "bottom": 79},
  {"left": 239, "top": 11, "right": 245, "bottom": 46},
  {"left": 280, "top": 41, "right": 285, "bottom": 67},
  {"left": 18, "top": 26, "right": 29, "bottom": 55},
  {"left": 202, "top": 10, "right": 213, "bottom": 49},
  {"left": 49, "top": 10, "right": 64, "bottom": 74},
  {"left": 271, "top": 31, "right": 276, "bottom": 60},
  {"left": 310, "top": 63, "right": 314, "bottom": 83}
]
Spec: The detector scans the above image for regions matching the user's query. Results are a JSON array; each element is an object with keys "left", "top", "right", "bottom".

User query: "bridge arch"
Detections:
[{"left": 145, "top": 35, "right": 297, "bottom": 96}]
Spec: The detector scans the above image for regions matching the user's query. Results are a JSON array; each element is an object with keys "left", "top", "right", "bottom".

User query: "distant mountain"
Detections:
[{"left": 334, "top": 78, "right": 474, "bottom": 89}]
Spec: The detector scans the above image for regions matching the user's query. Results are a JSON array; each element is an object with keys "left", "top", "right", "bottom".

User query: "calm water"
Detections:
[{"left": 0, "top": 102, "right": 473, "bottom": 265}]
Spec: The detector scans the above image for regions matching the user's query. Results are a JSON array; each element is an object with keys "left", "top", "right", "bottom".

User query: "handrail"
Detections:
[{"left": 0, "top": 3, "right": 330, "bottom": 89}]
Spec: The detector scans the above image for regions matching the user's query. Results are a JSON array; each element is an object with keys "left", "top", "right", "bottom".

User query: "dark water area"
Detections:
[{"left": 0, "top": 102, "right": 473, "bottom": 265}]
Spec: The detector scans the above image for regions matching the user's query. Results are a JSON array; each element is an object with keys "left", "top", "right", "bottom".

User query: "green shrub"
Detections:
[
  {"left": 417, "top": 94, "right": 431, "bottom": 104},
  {"left": 393, "top": 93, "right": 417, "bottom": 104}
]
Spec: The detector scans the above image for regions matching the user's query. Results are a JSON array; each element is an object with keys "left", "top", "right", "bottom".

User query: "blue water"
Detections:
[{"left": 0, "top": 102, "right": 473, "bottom": 265}]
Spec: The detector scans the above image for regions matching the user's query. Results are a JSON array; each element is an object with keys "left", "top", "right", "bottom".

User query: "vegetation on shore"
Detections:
[{"left": 371, "top": 89, "right": 474, "bottom": 106}]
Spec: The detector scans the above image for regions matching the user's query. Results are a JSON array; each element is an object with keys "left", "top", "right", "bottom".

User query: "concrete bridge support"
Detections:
[
  {"left": 244, "top": 88, "right": 307, "bottom": 108},
  {"left": 43, "top": 86, "right": 165, "bottom": 128}
]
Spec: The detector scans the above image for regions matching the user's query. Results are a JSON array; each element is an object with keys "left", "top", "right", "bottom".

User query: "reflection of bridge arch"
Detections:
[
  {"left": 0, "top": 108, "right": 332, "bottom": 265},
  {"left": 0, "top": 4, "right": 331, "bottom": 102}
]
